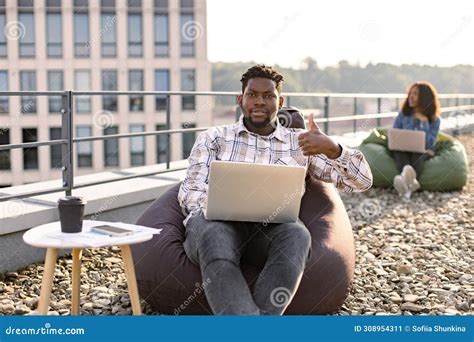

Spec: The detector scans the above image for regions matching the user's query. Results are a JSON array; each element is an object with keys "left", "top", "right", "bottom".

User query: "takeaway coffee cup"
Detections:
[{"left": 57, "top": 196, "right": 86, "bottom": 233}]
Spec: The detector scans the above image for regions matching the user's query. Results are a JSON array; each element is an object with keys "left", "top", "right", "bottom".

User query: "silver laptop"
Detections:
[
  {"left": 204, "top": 161, "right": 306, "bottom": 224},
  {"left": 388, "top": 128, "right": 426, "bottom": 153}
]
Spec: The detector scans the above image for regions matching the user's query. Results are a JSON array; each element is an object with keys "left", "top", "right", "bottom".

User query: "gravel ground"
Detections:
[
  {"left": 337, "top": 132, "right": 473, "bottom": 316},
  {"left": 0, "top": 134, "right": 472, "bottom": 316}
]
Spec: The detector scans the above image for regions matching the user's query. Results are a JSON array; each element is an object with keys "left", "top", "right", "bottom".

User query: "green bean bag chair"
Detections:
[{"left": 359, "top": 128, "right": 468, "bottom": 191}]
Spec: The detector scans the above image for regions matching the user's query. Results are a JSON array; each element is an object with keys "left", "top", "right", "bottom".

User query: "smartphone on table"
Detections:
[{"left": 91, "top": 225, "right": 134, "bottom": 237}]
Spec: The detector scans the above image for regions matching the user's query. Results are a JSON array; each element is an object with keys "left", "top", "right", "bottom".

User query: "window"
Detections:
[
  {"left": 48, "top": 71, "right": 63, "bottom": 113},
  {"left": 101, "top": 0, "right": 116, "bottom": 57},
  {"left": 73, "top": 0, "right": 89, "bottom": 57},
  {"left": 76, "top": 126, "right": 92, "bottom": 167},
  {"left": 129, "top": 124, "right": 145, "bottom": 166},
  {"left": 182, "top": 122, "right": 196, "bottom": 159},
  {"left": 103, "top": 126, "right": 119, "bottom": 167},
  {"left": 180, "top": 0, "right": 194, "bottom": 9},
  {"left": 155, "top": 69, "right": 169, "bottom": 111},
  {"left": 180, "top": 14, "right": 195, "bottom": 57},
  {"left": 154, "top": 0, "right": 168, "bottom": 57},
  {"left": 181, "top": 69, "right": 195, "bottom": 110},
  {"left": 20, "top": 71, "right": 36, "bottom": 113},
  {"left": 0, "top": 71, "right": 8, "bottom": 113},
  {"left": 128, "top": 0, "right": 142, "bottom": 57},
  {"left": 129, "top": 70, "right": 143, "bottom": 111},
  {"left": 22, "top": 128, "right": 38, "bottom": 170},
  {"left": 75, "top": 70, "right": 91, "bottom": 113},
  {"left": 102, "top": 70, "right": 117, "bottom": 112},
  {"left": 0, "top": 8, "right": 6, "bottom": 57},
  {"left": 180, "top": 0, "right": 195, "bottom": 57},
  {"left": 46, "top": 0, "right": 61, "bottom": 6},
  {"left": 49, "top": 127, "right": 62, "bottom": 168},
  {"left": 0, "top": 128, "right": 10, "bottom": 170},
  {"left": 155, "top": 124, "right": 168, "bottom": 163},
  {"left": 18, "top": 1, "right": 35, "bottom": 57},
  {"left": 46, "top": 0, "right": 62, "bottom": 58},
  {"left": 18, "top": 13, "right": 35, "bottom": 57}
]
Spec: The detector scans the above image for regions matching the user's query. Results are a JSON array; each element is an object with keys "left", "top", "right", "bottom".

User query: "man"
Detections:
[{"left": 178, "top": 64, "right": 372, "bottom": 315}]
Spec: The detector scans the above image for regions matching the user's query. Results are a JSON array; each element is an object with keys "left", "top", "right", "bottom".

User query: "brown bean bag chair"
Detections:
[{"left": 132, "top": 108, "right": 355, "bottom": 315}]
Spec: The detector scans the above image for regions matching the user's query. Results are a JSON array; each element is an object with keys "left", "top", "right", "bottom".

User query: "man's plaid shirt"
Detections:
[{"left": 178, "top": 116, "right": 373, "bottom": 225}]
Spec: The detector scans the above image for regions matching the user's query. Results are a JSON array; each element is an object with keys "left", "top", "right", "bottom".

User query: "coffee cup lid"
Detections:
[{"left": 58, "top": 196, "right": 86, "bottom": 205}]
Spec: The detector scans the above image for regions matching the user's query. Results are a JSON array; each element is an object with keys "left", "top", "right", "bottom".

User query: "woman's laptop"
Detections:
[
  {"left": 388, "top": 128, "right": 426, "bottom": 153},
  {"left": 204, "top": 161, "right": 306, "bottom": 224}
]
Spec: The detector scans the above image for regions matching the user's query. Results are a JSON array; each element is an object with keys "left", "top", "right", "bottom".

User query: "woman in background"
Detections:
[{"left": 392, "top": 81, "right": 441, "bottom": 199}]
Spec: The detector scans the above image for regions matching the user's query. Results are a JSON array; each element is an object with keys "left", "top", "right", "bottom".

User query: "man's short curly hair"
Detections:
[{"left": 240, "top": 64, "right": 284, "bottom": 94}]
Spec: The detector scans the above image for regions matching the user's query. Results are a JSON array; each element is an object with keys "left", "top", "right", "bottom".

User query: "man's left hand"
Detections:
[{"left": 298, "top": 113, "right": 342, "bottom": 159}]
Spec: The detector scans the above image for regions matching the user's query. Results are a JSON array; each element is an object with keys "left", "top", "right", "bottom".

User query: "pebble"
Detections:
[
  {"left": 400, "top": 303, "right": 425, "bottom": 312},
  {"left": 83, "top": 302, "right": 94, "bottom": 310},
  {"left": 390, "top": 295, "right": 403, "bottom": 304},
  {"left": 443, "top": 308, "right": 460, "bottom": 316},
  {"left": 14, "top": 305, "right": 31, "bottom": 315},
  {"left": 397, "top": 265, "right": 414, "bottom": 275},
  {"left": 403, "top": 294, "right": 419, "bottom": 303},
  {"left": 105, "top": 257, "right": 122, "bottom": 263}
]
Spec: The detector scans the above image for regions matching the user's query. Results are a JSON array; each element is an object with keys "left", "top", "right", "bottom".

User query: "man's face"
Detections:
[{"left": 238, "top": 78, "right": 284, "bottom": 132}]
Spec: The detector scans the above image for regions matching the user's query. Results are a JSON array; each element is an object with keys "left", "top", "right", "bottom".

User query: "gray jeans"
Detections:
[{"left": 183, "top": 211, "right": 311, "bottom": 315}]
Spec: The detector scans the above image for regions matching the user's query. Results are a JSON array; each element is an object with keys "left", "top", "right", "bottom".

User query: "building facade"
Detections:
[{"left": 0, "top": 0, "right": 211, "bottom": 187}]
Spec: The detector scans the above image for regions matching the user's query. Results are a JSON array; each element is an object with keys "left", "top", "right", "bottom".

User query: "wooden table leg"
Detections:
[
  {"left": 37, "top": 248, "right": 58, "bottom": 315},
  {"left": 120, "top": 244, "right": 142, "bottom": 315},
  {"left": 71, "top": 248, "right": 82, "bottom": 315}
]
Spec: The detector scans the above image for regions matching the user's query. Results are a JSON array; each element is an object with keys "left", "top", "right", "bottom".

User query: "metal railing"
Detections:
[{"left": 0, "top": 90, "right": 473, "bottom": 202}]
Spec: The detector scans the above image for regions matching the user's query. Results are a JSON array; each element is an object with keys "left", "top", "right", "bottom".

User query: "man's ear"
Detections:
[
  {"left": 278, "top": 96, "right": 285, "bottom": 109},
  {"left": 237, "top": 94, "right": 243, "bottom": 107}
]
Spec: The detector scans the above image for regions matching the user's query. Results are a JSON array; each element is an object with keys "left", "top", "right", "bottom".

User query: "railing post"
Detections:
[
  {"left": 61, "top": 91, "right": 74, "bottom": 196},
  {"left": 324, "top": 96, "right": 329, "bottom": 134},
  {"left": 165, "top": 94, "right": 171, "bottom": 170},
  {"left": 377, "top": 97, "right": 382, "bottom": 127},
  {"left": 286, "top": 95, "right": 291, "bottom": 108},
  {"left": 353, "top": 97, "right": 357, "bottom": 133}
]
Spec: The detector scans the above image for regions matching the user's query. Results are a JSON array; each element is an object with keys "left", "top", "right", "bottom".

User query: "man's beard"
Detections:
[{"left": 244, "top": 115, "right": 271, "bottom": 129}]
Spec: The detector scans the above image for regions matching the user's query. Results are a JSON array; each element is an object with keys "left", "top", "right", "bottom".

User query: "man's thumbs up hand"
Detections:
[
  {"left": 298, "top": 113, "right": 342, "bottom": 159},
  {"left": 308, "top": 113, "right": 319, "bottom": 130}
]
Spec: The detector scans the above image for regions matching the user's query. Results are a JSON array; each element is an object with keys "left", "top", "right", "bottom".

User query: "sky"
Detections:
[{"left": 207, "top": 0, "right": 474, "bottom": 68}]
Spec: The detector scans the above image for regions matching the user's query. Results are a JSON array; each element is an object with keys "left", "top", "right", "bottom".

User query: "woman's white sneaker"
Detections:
[
  {"left": 401, "top": 165, "right": 420, "bottom": 192},
  {"left": 393, "top": 175, "right": 411, "bottom": 199}
]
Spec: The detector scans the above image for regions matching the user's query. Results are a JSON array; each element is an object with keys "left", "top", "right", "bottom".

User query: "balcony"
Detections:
[{"left": 0, "top": 90, "right": 473, "bottom": 315}]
